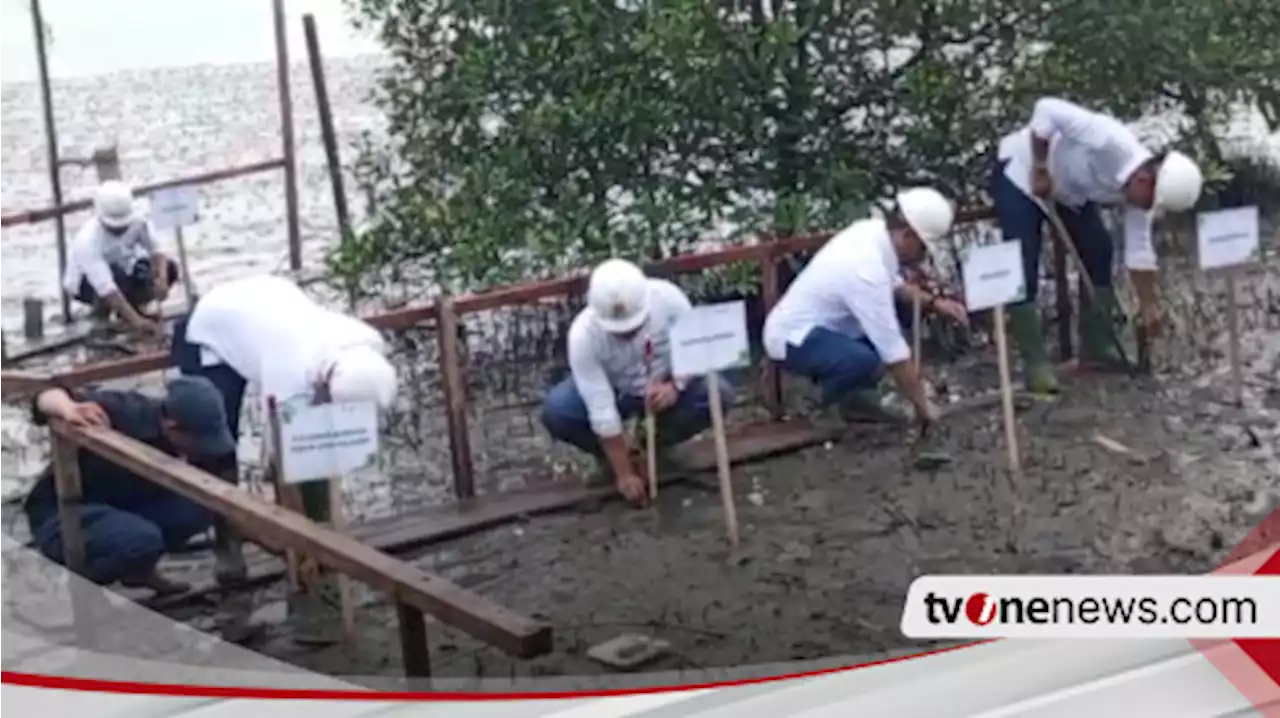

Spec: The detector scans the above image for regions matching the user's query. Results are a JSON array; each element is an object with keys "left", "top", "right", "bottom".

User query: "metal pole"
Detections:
[
  {"left": 273, "top": 0, "right": 302, "bottom": 272},
  {"left": 31, "top": 0, "right": 72, "bottom": 323},
  {"left": 302, "top": 14, "right": 351, "bottom": 240}
]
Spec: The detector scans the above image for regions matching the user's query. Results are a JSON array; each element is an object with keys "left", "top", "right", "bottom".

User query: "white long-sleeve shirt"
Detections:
[
  {"left": 762, "top": 218, "right": 909, "bottom": 365},
  {"left": 997, "top": 97, "right": 1158, "bottom": 271},
  {"left": 62, "top": 217, "right": 158, "bottom": 295},
  {"left": 184, "top": 275, "right": 387, "bottom": 413},
  {"left": 568, "top": 278, "right": 692, "bottom": 438}
]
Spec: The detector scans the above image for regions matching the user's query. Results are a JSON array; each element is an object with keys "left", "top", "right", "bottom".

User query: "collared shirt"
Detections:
[
  {"left": 62, "top": 217, "right": 158, "bottom": 295},
  {"left": 183, "top": 275, "right": 387, "bottom": 422},
  {"left": 24, "top": 387, "right": 181, "bottom": 530},
  {"left": 763, "top": 218, "right": 909, "bottom": 365},
  {"left": 567, "top": 278, "right": 692, "bottom": 438},
  {"left": 997, "top": 97, "right": 1158, "bottom": 271}
]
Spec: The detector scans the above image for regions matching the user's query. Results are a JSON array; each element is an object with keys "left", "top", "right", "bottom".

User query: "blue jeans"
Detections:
[
  {"left": 33, "top": 498, "right": 214, "bottom": 584},
  {"left": 541, "top": 376, "right": 734, "bottom": 456},
  {"left": 171, "top": 315, "right": 248, "bottom": 473},
  {"left": 989, "top": 159, "right": 1115, "bottom": 302},
  {"left": 782, "top": 327, "right": 885, "bottom": 407}
]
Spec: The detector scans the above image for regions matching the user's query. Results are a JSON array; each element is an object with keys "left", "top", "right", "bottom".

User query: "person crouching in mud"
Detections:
[
  {"left": 170, "top": 274, "right": 398, "bottom": 646},
  {"left": 990, "top": 96, "right": 1203, "bottom": 394},
  {"left": 763, "top": 187, "right": 969, "bottom": 427},
  {"left": 22, "top": 377, "right": 233, "bottom": 595},
  {"left": 62, "top": 180, "right": 180, "bottom": 336},
  {"left": 541, "top": 259, "right": 736, "bottom": 508}
]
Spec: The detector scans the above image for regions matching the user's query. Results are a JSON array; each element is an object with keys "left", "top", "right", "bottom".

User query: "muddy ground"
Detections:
[{"left": 150, "top": 327, "right": 1278, "bottom": 683}]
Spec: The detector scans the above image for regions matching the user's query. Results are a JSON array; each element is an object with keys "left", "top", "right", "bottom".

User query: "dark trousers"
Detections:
[
  {"left": 541, "top": 376, "right": 734, "bottom": 456},
  {"left": 75, "top": 257, "right": 181, "bottom": 311},
  {"left": 989, "top": 160, "right": 1115, "bottom": 302},
  {"left": 32, "top": 498, "right": 213, "bottom": 584},
  {"left": 782, "top": 327, "right": 885, "bottom": 407}
]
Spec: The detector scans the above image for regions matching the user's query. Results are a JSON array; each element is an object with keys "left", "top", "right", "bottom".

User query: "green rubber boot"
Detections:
[
  {"left": 1079, "top": 287, "right": 1126, "bottom": 367},
  {"left": 1006, "top": 303, "right": 1060, "bottom": 395},
  {"left": 839, "top": 387, "right": 909, "bottom": 424}
]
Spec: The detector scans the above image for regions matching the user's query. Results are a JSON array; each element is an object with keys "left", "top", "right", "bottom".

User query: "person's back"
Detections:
[
  {"left": 763, "top": 219, "right": 895, "bottom": 361},
  {"left": 185, "top": 275, "right": 382, "bottom": 393}
]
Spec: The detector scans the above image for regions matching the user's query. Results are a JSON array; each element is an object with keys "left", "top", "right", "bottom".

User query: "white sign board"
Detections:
[
  {"left": 962, "top": 240, "right": 1026, "bottom": 311},
  {"left": 1197, "top": 206, "right": 1260, "bottom": 271},
  {"left": 149, "top": 185, "right": 200, "bottom": 231},
  {"left": 670, "top": 300, "right": 750, "bottom": 378},
  {"left": 278, "top": 401, "right": 379, "bottom": 484}
]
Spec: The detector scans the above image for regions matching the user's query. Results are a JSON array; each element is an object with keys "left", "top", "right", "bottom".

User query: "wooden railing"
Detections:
[{"left": 48, "top": 418, "right": 553, "bottom": 678}]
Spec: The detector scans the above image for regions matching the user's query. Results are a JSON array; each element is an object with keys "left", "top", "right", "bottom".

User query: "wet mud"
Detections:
[{"left": 161, "top": 345, "right": 1277, "bottom": 682}]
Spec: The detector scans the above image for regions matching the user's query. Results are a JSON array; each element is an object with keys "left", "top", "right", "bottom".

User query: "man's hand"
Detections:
[
  {"left": 62, "top": 401, "right": 110, "bottom": 428},
  {"left": 644, "top": 380, "right": 679, "bottom": 414},
  {"left": 130, "top": 316, "right": 163, "bottom": 337},
  {"left": 1031, "top": 163, "right": 1053, "bottom": 199},
  {"left": 615, "top": 472, "right": 650, "bottom": 508},
  {"left": 931, "top": 297, "right": 970, "bottom": 327},
  {"left": 916, "top": 398, "right": 942, "bottom": 426}
]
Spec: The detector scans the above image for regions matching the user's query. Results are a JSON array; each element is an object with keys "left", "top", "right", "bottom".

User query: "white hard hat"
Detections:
[
  {"left": 896, "top": 187, "right": 955, "bottom": 252},
  {"left": 587, "top": 258, "right": 650, "bottom": 334},
  {"left": 1154, "top": 151, "right": 1203, "bottom": 212},
  {"left": 94, "top": 180, "right": 137, "bottom": 229},
  {"left": 329, "top": 345, "right": 398, "bottom": 409}
]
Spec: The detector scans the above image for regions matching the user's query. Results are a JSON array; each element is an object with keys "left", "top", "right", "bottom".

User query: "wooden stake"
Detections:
[
  {"left": 327, "top": 476, "right": 357, "bottom": 644},
  {"left": 265, "top": 397, "right": 301, "bottom": 589},
  {"left": 174, "top": 226, "right": 196, "bottom": 308},
  {"left": 51, "top": 432, "right": 96, "bottom": 646},
  {"left": 912, "top": 292, "right": 923, "bottom": 372},
  {"left": 706, "top": 372, "right": 739, "bottom": 547},
  {"left": 644, "top": 337, "right": 658, "bottom": 501},
  {"left": 1225, "top": 270, "right": 1243, "bottom": 407},
  {"left": 993, "top": 305, "right": 1021, "bottom": 474},
  {"left": 272, "top": 0, "right": 302, "bottom": 272}
]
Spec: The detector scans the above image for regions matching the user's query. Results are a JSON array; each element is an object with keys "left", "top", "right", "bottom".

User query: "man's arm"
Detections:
[
  {"left": 567, "top": 331, "right": 632, "bottom": 479},
  {"left": 1123, "top": 207, "right": 1161, "bottom": 323},
  {"left": 843, "top": 276, "right": 932, "bottom": 417},
  {"left": 138, "top": 224, "right": 170, "bottom": 294}
]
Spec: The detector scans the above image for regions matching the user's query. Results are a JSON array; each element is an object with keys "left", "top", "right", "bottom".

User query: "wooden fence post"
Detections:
[
  {"left": 51, "top": 430, "right": 96, "bottom": 645},
  {"left": 437, "top": 297, "right": 475, "bottom": 499},
  {"left": 759, "top": 254, "right": 783, "bottom": 420},
  {"left": 396, "top": 602, "right": 432, "bottom": 679},
  {"left": 272, "top": 0, "right": 302, "bottom": 272}
]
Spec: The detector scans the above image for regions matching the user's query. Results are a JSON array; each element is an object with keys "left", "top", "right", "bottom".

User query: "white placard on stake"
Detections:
[
  {"left": 148, "top": 185, "right": 200, "bottom": 231},
  {"left": 962, "top": 241, "right": 1026, "bottom": 312},
  {"left": 1197, "top": 206, "right": 1260, "bottom": 271},
  {"left": 669, "top": 300, "right": 751, "bottom": 378},
  {"left": 278, "top": 401, "right": 380, "bottom": 484},
  {"left": 667, "top": 300, "right": 746, "bottom": 547}
]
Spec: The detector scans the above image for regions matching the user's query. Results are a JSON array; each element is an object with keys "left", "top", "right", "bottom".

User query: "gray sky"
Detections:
[{"left": 1, "top": 0, "right": 382, "bottom": 84}]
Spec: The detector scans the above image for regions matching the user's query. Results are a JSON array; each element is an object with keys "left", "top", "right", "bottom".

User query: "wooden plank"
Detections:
[
  {"left": 145, "top": 418, "right": 836, "bottom": 611},
  {"left": 53, "top": 420, "right": 552, "bottom": 658},
  {"left": 437, "top": 297, "right": 475, "bottom": 499}
]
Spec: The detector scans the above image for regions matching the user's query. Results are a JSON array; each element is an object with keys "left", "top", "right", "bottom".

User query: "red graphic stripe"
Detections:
[{"left": 1233, "top": 548, "right": 1280, "bottom": 685}]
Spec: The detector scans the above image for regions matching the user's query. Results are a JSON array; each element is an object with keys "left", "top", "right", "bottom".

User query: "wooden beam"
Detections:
[
  {"left": 437, "top": 297, "right": 475, "bottom": 499},
  {"left": 52, "top": 420, "right": 552, "bottom": 658}
]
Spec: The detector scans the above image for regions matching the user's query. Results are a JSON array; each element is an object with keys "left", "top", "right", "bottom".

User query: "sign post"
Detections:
[
  {"left": 669, "top": 301, "right": 751, "bottom": 547},
  {"left": 273, "top": 398, "right": 380, "bottom": 644},
  {"left": 962, "top": 240, "right": 1028, "bottom": 475},
  {"left": 1197, "top": 206, "right": 1261, "bottom": 407},
  {"left": 643, "top": 337, "right": 659, "bottom": 500},
  {"left": 148, "top": 185, "right": 201, "bottom": 308}
]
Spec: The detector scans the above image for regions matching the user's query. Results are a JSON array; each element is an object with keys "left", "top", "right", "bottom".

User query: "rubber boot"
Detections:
[
  {"left": 1079, "top": 287, "right": 1125, "bottom": 368},
  {"left": 286, "top": 575, "right": 343, "bottom": 647},
  {"left": 212, "top": 518, "right": 248, "bottom": 587},
  {"left": 839, "top": 387, "right": 909, "bottom": 424},
  {"left": 1006, "top": 304, "right": 1060, "bottom": 395}
]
